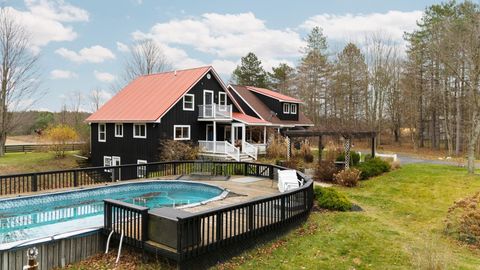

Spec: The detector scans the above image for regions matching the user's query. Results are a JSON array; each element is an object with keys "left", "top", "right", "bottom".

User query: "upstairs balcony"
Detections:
[{"left": 198, "top": 104, "right": 232, "bottom": 120}]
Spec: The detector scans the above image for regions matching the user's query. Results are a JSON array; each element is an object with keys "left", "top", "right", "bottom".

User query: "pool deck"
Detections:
[{"left": 0, "top": 176, "right": 280, "bottom": 212}]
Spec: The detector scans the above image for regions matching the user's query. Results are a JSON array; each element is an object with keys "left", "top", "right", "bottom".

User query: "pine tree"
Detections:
[
  {"left": 231, "top": 52, "right": 269, "bottom": 87},
  {"left": 269, "top": 63, "right": 295, "bottom": 95}
]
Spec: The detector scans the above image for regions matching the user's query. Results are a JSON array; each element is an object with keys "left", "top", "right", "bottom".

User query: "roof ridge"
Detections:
[{"left": 139, "top": 65, "right": 212, "bottom": 78}]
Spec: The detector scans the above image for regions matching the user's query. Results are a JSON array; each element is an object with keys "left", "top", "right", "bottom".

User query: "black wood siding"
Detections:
[
  {"left": 252, "top": 92, "right": 299, "bottom": 121},
  {"left": 228, "top": 88, "right": 258, "bottom": 118},
  {"left": 90, "top": 71, "right": 236, "bottom": 167}
]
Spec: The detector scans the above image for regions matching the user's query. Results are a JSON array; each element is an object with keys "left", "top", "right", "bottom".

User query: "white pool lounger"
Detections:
[{"left": 277, "top": 170, "right": 303, "bottom": 193}]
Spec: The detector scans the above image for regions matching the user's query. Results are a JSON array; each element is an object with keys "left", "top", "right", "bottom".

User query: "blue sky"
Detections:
[{"left": 6, "top": 0, "right": 446, "bottom": 112}]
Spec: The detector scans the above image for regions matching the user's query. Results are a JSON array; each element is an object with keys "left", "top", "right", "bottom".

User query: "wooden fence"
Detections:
[{"left": 4, "top": 143, "right": 85, "bottom": 153}]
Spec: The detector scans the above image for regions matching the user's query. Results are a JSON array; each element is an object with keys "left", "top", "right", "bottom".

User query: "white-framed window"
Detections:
[
  {"left": 183, "top": 94, "right": 195, "bottom": 111},
  {"left": 290, "top": 104, "right": 297, "bottom": 114},
  {"left": 174, "top": 125, "right": 190, "bottom": 140},
  {"left": 133, "top": 124, "right": 147, "bottom": 138},
  {"left": 218, "top": 92, "right": 227, "bottom": 110},
  {"left": 98, "top": 124, "right": 106, "bottom": 142},
  {"left": 115, "top": 123, "right": 123, "bottom": 137},
  {"left": 283, "top": 103, "right": 290, "bottom": 114},
  {"left": 137, "top": 160, "right": 147, "bottom": 178},
  {"left": 103, "top": 156, "right": 112, "bottom": 172}
]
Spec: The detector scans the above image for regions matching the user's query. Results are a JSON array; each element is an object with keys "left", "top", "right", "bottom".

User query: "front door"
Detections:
[
  {"left": 206, "top": 124, "right": 214, "bottom": 141},
  {"left": 232, "top": 123, "right": 245, "bottom": 150},
  {"left": 203, "top": 90, "right": 214, "bottom": 117}
]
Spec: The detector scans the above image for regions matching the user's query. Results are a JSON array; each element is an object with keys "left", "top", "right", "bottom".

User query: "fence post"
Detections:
[
  {"left": 31, "top": 174, "right": 38, "bottom": 192},
  {"left": 173, "top": 163, "right": 177, "bottom": 175},
  {"left": 177, "top": 218, "right": 183, "bottom": 258},
  {"left": 243, "top": 163, "right": 248, "bottom": 176},
  {"left": 216, "top": 212, "right": 223, "bottom": 242},
  {"left": 269, "top": 166, "right": 274, "bottom": 180},
  {"left": 248, "top": 204, "right": 254, "bottom": 231},
  {"left": 141, "top": 209, "right": 148, "bottom": 242},
  {"left": 255, "top": 164, "right": 259, "bottom": 177},
  {"left": 281, "top": 196, "right": 286, "bottom": 221},
  {"left": 73, "top": 170, "right": 78, "bottom": 187}
]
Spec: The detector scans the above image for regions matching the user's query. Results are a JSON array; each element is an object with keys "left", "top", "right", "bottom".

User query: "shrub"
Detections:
[
  {"left": 159, "top": 140, "right": 199, "bottom": 161},
  {"left": 314, "top": 186, "right": 353, "bottom": 211},
  {"left": 295, "top": 141, "right": 314, "bottom": 163},
  {"left": 334, "top": 168, "right": 361, "bottom": 187},
  {"left": 314, "top": 160, "right": 339, "bottom": 182},
  {"left": 266, "top": 135, "right": 287, "bottom": 159},
  {"left": 336, "top": 151, "right": 361, "bottom": 166},
  {"left": 44, "top": 124, "right": 78, "bottom": 158},
  {"left": 282, "top": 158, "right": 301, "bottom": 170},
  {"left": 356, "top": 157, "right": 391, "bottom": 180},
  {"left": 445, "top": 192, "right": 480, "bottom": 247}
]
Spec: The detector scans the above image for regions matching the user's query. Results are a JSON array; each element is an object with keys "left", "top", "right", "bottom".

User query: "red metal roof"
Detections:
[
  {"left": 246, "top": 86, "right": 303, "bottom": 103},
  {"left": 232, "top": 112, "right": 270, "bottom": 125},
  {"left": 86, "top": 66, "right": 211, "bottom": 122}
]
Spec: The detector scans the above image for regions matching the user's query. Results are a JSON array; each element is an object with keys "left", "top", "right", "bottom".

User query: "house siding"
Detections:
[
  {"left": 252, "top": 92, "right": 299, "bottom": 121},
  {"left": 90, "top": 71, "right": 235, "bottom": 168}
]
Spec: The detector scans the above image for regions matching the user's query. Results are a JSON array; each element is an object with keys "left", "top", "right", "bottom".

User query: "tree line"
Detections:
[{"left": 231, "top": 0, "right": 480, "bottom": 172}]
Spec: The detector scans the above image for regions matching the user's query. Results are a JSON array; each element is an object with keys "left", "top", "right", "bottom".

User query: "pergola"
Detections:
[{"left": 283, "top": 129, "right": 377, "bottom": 169}]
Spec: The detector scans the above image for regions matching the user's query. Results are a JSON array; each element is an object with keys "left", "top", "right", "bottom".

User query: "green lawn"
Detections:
[
  {"left": 0, "top": 151, "right": 80, "bottom": 174},
  {"left": 217, "top": 164, "right": 480, "bottom": 269}
]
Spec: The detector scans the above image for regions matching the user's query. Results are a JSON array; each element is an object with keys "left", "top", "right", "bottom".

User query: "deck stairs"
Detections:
[{"left": 199, "top": 152, "right": 254, "bottom": 162}]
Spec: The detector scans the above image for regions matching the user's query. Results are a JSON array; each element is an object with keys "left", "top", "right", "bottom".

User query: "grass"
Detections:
[
  {"left": 0, "top": 151, "right": 80, "bottom": 175},
  {"left": 62, "top": 164, "right": 480, "bottom": 269}
]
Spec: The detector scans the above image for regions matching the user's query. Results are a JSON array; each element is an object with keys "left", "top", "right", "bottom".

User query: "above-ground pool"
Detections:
[{"left": 0, "top": 180, "right": 226, "bottom": 249}]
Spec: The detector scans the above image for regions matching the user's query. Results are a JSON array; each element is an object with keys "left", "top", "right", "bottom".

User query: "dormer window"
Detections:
[
  {"left": 290, "top": 104, "right": 297, "bottom": 114},
  {"left": 183, "top": 94, "right": 195, "bottom": 111},
  {"left": 283, "top": 103, "right": 290, "bottom": 114}
]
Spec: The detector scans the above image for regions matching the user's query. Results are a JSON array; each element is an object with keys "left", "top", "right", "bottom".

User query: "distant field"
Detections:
[
  {"left": 0, "top": 151, "right": 81, "bottom": 175},
  {"left": 6, "top": 135, "right": 46, "bottom": 145}
]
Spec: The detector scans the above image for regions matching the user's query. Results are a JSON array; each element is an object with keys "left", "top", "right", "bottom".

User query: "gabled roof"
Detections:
[
  {"left": 246, "top": 86, "right": 303, "bottom": 103},
  {"left": 228, "top": 85, "right": 313, "bottom": 127},
  {"left": 86, "top": 66, "right": 242, "bottom": 123}
]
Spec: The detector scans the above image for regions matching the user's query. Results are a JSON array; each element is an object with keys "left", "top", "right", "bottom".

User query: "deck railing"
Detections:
[{"left": 198, "top": 104, "right": 232, "bottom": 119}]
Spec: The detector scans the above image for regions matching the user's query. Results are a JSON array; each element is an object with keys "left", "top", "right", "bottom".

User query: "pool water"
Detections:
[{"left": 0, "top": 181, "right": 224, "bottom": 247}]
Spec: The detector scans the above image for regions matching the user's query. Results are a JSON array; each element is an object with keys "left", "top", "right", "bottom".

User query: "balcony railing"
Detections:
[{"left": 198, "top": 104, "right": 232, "bottom": 119}]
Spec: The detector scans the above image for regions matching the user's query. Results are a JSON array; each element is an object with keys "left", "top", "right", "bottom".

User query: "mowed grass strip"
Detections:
[{"left": 0, "top": 151, "right": 80, "bottom": 175}]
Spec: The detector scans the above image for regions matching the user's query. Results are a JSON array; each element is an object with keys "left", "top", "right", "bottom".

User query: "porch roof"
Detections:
[{"left": 232, "top": 112, "right": 270, "bottom": 126}]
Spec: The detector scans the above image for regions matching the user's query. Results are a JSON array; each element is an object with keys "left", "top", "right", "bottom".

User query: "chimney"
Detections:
[{"left": 174, "top": 70, "right": 177, "bottom": 76}]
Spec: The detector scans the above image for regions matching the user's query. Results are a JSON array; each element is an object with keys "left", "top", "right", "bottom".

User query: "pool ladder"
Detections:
[
  {"left": 133, "top": 197, "right": 147, "bottom": 205},
  {"left": 105, "top": 230, "right": 124, "bottom": 264}
]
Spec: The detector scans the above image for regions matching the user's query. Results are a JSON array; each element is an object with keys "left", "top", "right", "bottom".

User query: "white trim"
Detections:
[
  {"left": 174, "top": 125, "right": 191, "bottom": 140},
  {"left": 290, "top": 104, "right": 297, "bottom": 114},
  {"left": 98, "top": 124, "right": 106, "bottom": 142},
  {"left": 114, "top": 123, "right": 123, "bottom": 137},
  {"left": 218, "top": 92, "right": 227, "bottom": 110},
  {"left": 133, "top": 123, "right": 147, "bottom": 138},
  {"left": 183, "top": 94, "right": 195, "bottom": 111},
  {"left": 137, "top": 159, "right": 147, "bottom": 178},
  {"left": 227, "top": 85, "right": 264, "bottom": 120},
  {"left": 283, "top": 103, "right": 290, "bottom": 114}
]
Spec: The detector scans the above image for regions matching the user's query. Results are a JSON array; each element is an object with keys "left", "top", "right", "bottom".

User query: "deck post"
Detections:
[
  {"left": 318, "top": 135, "right": 323, "bottom": 161},
  {"left": 286, "top": 136, "right": 291, "bottom": 160},
  {"left": 31, "top": 173, "right": 38, "bottom": 192},
  {"left": 73, "top": 170, "right": 78, "bottom": 187},
  {"left": 263, "top": 126, "right": 267, "bottom": 144}
]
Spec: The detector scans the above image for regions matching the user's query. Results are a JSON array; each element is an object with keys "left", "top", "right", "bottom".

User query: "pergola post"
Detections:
[
  {"left": 344, "top": 136, "right": 351, "bottom": 170},
  {"left": 318, "top": 135, "right": 323, "bottom": 161},
  {"left": 371, "top": 135, "right": 376, "bottom": 158},
  {"left": 286, "top": 136, "right": 291, "bottom": 160}
]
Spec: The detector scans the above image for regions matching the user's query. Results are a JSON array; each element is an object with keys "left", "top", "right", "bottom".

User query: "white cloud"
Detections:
[
  {"left": 133, "top": 12, "right": 305, "bottom": 63},
  {"left": 94, "top": 70, "right": 116, "bottom": 83},
  {"left": 301, "top": 10, "right": 422, "bottom": 44},
  {"left": 116, "top": 41, "right": 130, "bottom": 52},
  {"left": 50, "top": 69, "right": 77, "bottom": 79},
  {"left": 5, "top": 1, "right": 88, "bottom": 53},
  {"left": 56, "top": 45, "right": 116, "bottom": 63},
  {"left": 210, "top": 59, "right": 237, "bottom": 76}
]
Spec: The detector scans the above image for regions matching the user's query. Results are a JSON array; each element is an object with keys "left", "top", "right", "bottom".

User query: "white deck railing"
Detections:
[
  {"left": 243, "top": 141, "right": 258, "bottom": 160},
  {"left": 199, "top": 140, "right": 240, "bottom": 161},
  {"left": 198, "top": 104, "right": 232, "bottom": 119}
]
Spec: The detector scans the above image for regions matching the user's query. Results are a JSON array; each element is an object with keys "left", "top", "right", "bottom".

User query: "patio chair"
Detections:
[{"left": 277, "top": 170, "right": 303, "bottom": 193}]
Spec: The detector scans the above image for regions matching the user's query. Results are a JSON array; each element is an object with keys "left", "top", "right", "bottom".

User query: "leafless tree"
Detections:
[
  {"left": 69, "top": 90, "right": 84, "bottom": 128},
  {"left": 90, "top": 88, "right": 104, "bottom": 112},
  {"left": 0, "top": 8, "right": 41, "bottom": 156},
  {"left": 121, "top": 39, "right": 170, "bottom": 86}
]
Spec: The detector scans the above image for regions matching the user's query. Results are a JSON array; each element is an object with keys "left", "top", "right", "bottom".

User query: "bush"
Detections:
[
  {"left": 314, "top": 186, "right": 353, "bottom": 211},
  {"left": 336, "top": 151, "right": 361, "bottom": 166},
  {"left": 445, "top": 192, "right": 480, "bottom": 247},
  {"left": 266, "top": 135, "right": 287, "bottom": 159},
  {"left": 281, "top": 158, "right": 301, "bottom": 170},
  {"left": 314, "top": 160, "right": 339, "bottom": 182},
  {"left": 44, "top": 124, "right": 78, "bottom": 158},
  {"left": 159, "top": 140, "right": 199, "bottom": 161},
  {"left": 356, "top": 158, "right": 391, "bottom": 180},
  {"left": 334, "top": 168, "right": 361, "bottom": 187},
  {"left": 296, "top": 142, "right": 314, "bottom": 163}
]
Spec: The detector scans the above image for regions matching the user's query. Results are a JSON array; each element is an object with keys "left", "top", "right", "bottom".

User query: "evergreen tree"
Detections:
[
  {"left": 269, "top": 63, "right": 295, "bottom": 95},
  {"left": 231, "top": 52, "right": 269, "bottom": 87}
]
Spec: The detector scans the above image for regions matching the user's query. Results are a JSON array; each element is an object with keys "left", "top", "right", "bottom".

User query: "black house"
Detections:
[{"left": 86, "top": 66, "right": 313, "bottom": 173}]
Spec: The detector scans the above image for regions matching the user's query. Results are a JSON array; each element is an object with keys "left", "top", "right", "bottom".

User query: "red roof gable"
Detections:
[
  {"left": 246, "top": 86, "right": 303, "bottom": 103},
  {"left": 86, "top": 66, "right": 212, "bottom": 122}
]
